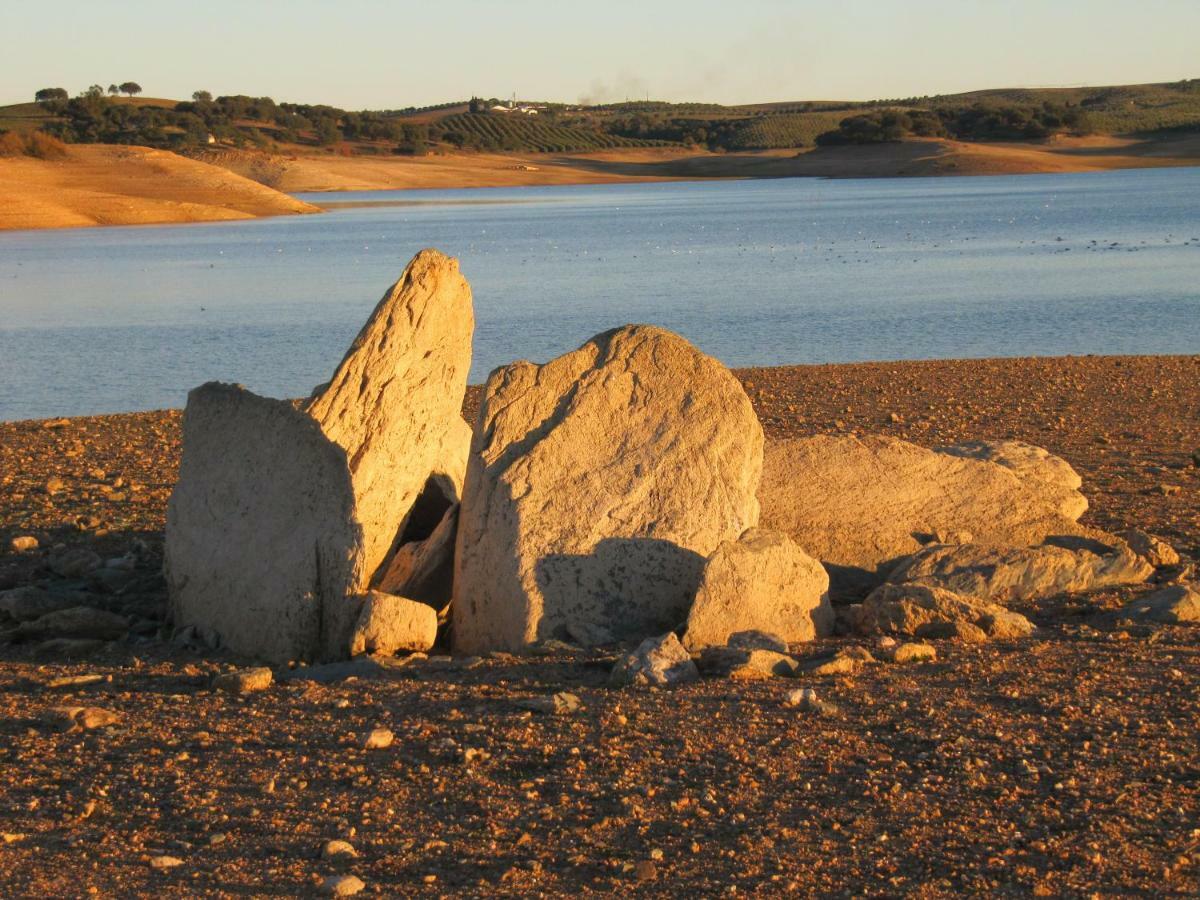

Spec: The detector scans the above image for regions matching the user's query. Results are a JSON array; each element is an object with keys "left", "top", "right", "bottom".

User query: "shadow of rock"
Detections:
[{"left": 534, "top": 537, "right": 706, "bottom": 645}]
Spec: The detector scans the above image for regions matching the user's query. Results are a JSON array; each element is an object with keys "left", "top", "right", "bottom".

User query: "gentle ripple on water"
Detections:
[{"left": 1, "top": 167, "right": 1198, "bottom": 420}]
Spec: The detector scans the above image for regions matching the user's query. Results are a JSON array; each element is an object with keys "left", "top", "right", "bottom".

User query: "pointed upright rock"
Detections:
[
  {"left": 166, "top": 249, "right": 474, "bottom": 663},
  {"left": 452, "top": 325, "right": 763, "bottom": 654}
]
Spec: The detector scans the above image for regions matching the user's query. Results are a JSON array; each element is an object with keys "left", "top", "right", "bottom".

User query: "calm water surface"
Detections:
[{"left": 1, "top": 168, "right": 1198, "bottom": 421}]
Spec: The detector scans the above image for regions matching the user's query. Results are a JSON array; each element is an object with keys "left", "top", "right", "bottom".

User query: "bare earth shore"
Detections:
[
  {"left": 3, "top": 133, "right": 1199, "bottom": 232},
  {"left": 0, "top": 355, "right": 1197, "bottom": 896},
  {"left": 0, "top": 145, "right": 320, "bottom": 231}
]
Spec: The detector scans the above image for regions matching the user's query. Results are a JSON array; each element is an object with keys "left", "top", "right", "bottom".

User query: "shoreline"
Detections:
[
  {"left": 3, "top": 133, "right": 1199, "bottom": 232},
  {"left": 3, "top": 352, "right": 1198, "bottom": 427}
]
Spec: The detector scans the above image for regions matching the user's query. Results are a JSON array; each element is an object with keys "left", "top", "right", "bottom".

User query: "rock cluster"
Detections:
[{"left": 159, "top": 248, "right": 1168, "bottom": 669}]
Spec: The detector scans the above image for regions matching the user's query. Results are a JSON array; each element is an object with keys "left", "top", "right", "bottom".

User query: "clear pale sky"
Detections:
[{"left": 3, "top": 0, "right": 1197, "bottom": 108}]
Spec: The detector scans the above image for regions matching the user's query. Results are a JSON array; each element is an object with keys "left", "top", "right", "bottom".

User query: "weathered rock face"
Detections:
[
  {"left": 165, "top": 384, "right": 364, "bottom": 663},
  {"left": 1117, "top": 529, "right": 1181, "bottom": 569},
  {"left": 452, "top": 325, "right": 763, "bottom": 653},
  {"left": 166, "top": 249, "right": 474, "bottom": 663},
  {"left": 306, "top": 249, "right": 474, "bottom": 585},
  {"left": 684, "top": 528, "right": 832, "bottom": 651},
  {"left": 887, "top": 540, "right": 1152, "bottom": 603},
  {"left": 936, "top": 440, "right": 1084, "bottom": 498},
  {"left": 858, "top": 583, "right": 1035, "bottom": 641},
  {"left": 758, "top": 434, "right": 1094, "bottom": 599},
  {"left": 348, "top": 591, "right": 439, "bottom": 656}
]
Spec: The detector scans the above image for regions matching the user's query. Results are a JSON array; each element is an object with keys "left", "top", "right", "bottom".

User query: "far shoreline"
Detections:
[{"left": 4, "top": 132, "right": 1200, "bottom": 233}]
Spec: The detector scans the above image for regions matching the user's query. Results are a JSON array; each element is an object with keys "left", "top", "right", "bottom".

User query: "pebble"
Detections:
[
  {"left": 321, "top": 874, "right": 365, "bottom": 896},
  {"left": 44, "top": 476, "right": 66, "bottom": 496},
  {"left": 360, "top": 728, "right": 393, "bottom": 750},
  {"left": 890, "top": 642, "right": 937, "bottom": 663},
  {"left": 149, "top": 855, "right": 184, "bottom": 870},
  {"left": 516, "top": 692, "right": 582, "bottom": 714},
  {"left": 213, "top": 667, "right": 273, "bottom": 694},
  {"left": 9, "top": 535, "right": 38, "bottom": 553}
]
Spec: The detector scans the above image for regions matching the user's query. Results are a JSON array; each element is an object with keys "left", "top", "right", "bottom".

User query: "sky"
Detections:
[{"left": 3, "top": 0, "right": 1198, "bottom": 108}]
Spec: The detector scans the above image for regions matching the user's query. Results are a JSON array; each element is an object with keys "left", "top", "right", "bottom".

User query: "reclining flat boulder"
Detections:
[
  {"left": 758, "top": 434, "right": 1095, "bottom": 599},
  {"left": 452, "top": 325, "right": 763, "bottom": 653}
]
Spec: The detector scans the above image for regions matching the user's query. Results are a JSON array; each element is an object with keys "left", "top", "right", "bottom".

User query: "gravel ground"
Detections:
[{"left": 1, "top": 355, "right": 1198, "bottom": 898}]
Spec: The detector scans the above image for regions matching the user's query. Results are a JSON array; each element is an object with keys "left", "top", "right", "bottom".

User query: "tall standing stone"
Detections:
[
  {"left": 166, "top": 249, "right": 474, "bottom": 663},
  {"left": 452, "top": 325, "right": 763, "bottom": 653}
]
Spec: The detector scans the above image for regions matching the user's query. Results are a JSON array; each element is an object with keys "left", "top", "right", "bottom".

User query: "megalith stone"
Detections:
[
  {"left": 886, "top": 539, "right": 1152, "bottom": 603},
  {"left": 452, "top": 325, "right": 763, "bottom": 653},
  {"left": 758, "top": 434, "right": 1096, "bottom": 599},
  {"left": 165, "top": 384, "right": 364, "bottom": 663},
  {"left": 306, "top": 248, "right": 474, "bottom": 585},
  {"left": 166, "top": 249, "right": 474, "bottom": 663},
  {"left": 684, "top": 528, "right": 832, "bottom": 651}
]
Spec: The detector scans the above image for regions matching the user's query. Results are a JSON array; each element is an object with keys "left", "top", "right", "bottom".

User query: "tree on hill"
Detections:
[
  {"left": 108, "top": 84, "right": 120, "bottom": 96},
  {"left": 192, "top": 90, "right": 212, "bottom": 102},
  {"left": 119, "top": 82, "right": 142, "bottom": 98},
  {"left": 34, "top": 87, "right": 68, "bottom": 103}
]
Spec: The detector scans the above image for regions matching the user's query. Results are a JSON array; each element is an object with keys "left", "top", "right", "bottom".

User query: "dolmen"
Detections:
[{"left": 166, "top": 247, "right": 1165, "bottom": 666}]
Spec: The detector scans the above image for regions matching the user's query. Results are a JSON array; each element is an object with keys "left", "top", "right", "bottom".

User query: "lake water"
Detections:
[{"left": 1, "top": 167, "right": 1199, "bottom": 421}]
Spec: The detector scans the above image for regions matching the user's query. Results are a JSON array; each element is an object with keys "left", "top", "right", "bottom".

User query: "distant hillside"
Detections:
[
  {"left": 434, "top": 112, "right": 673, "bottom": 152},
  {"left": 3, "top": 79, "right": 1197, "bottom": 158}
]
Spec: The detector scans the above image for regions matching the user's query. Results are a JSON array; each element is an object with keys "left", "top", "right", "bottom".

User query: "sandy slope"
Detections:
[
  {"left": 0, "top": 145, "right": 321, "bottom": 231},
  {"left": 197, "top": 133, "right": 1200, "bottom": 195}
]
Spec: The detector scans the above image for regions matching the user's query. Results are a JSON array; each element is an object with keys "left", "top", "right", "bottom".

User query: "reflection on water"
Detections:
[{"left": 1, "top": 168, "right": 1198, "bottom": 420}]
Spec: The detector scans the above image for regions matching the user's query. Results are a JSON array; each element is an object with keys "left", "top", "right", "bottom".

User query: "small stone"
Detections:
[
  {"left": 1191, "top": 449, "right": 1200, "bottom": 469},
  {"left": 609, "top": 633, "right": 699, "bottom": 688},
  {"left": 18, "top": 606, "right": 130, "bottom": 641},
  {"left": 322, "top": 840, "right": 358, "bottom": 861},
  {"left": 44, "top": 476, "right": 66, "bottom": 496},
  {"left": 785, "top": 687, "right": 839, "bottom": 716},
  {"left": 213, "top": 667, "right": 273, "bottom": 694},
  {"left": 1157, "top": 484, "right": 1181, "bottom": 496},
  {"left": 516, "top": 692, "right": 582, "bottom": 715},
  {"left": 1123, "top": 584, "right": 1200, "bottom": 625},
  {"left": 320, "top": 874, "right": 365, "bottom": 896},
  {"left": 149, "top": 855, "right": 184, "bottom": 870},
  {"left": 9, "top": 536, "right": 38, "bottom": 553},
  {"left": 42, "top": 706, "right": 122, "bottom": 732},
  {"left": 360, "top": 728, "right": 394, "bottom": 750},
  {"left": 889, "top": 642, "right": 938, "bottom": 664},
  {"left": 698, "top": 647, "right": 798, "bottom": 679}
]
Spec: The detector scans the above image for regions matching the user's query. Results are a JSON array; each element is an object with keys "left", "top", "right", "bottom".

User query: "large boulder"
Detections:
[
  {"left": 348, "top": 591, "right": 439, "bottom": 656},
  {"left": 166, "top": 250, "right": 474, "bottom": 663},
  {"left": 758, "top": 434, "right": 1096, "bottom": 599},
  {"left": 452, "top": 325, "right": 763, "bottom": 653},
  {"left": 887, "top": 540, "right": 1152, "bottom": 603},
  {"left": 684, "top": 528, "right": 832, "bottom": 651}
]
